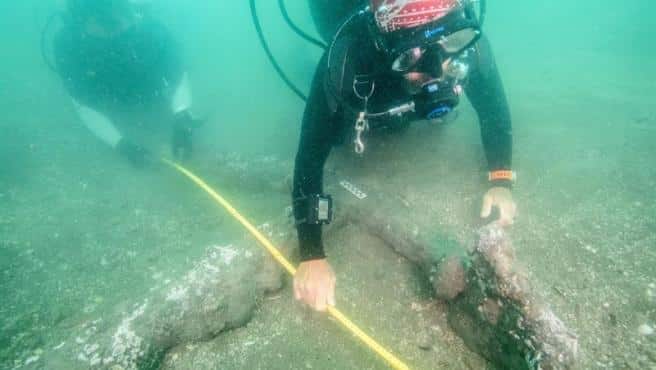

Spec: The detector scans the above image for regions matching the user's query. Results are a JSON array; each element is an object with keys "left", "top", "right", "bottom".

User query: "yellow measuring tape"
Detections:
[{"left": 162, "top": 158, "right": 410, "bottom": 370}]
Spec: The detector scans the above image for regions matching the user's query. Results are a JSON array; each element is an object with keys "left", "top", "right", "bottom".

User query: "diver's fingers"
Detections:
[
  {"left": 315, "top": 300, "right": 327, "bottom": 312},
  {"left": 480, "top": 193, "right": 493, "bottom": 218},
  {"left": 293, "top": 276, "right": 301, "bottom": 300},
  {"left": 306, "top": 283, "right": 319, "bottom": 310},
  {"left": 510, "top": 201, "right": 517, "bottom": 219},
  {"left": 305, "top": 287, "right": 316, "bottom": 308},
  {"left": 328, "top": 276, "right": 336, "bottom": 307},
  {"left": 498, "top": 202, "right": 515, "bottom": 226},
  {"left": 314, "top": 286, "right": 328, "bottom": 312}
]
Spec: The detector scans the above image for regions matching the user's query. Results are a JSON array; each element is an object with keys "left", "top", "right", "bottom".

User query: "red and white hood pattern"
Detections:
[{"left": 370, "top": 0, "right": 460, "bottom": 33}]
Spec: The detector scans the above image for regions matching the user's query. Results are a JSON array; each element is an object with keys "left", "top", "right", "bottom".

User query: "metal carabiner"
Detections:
[
  {"left": 353, "top": 75, "right": 375, "bottom": 101},
  {"left": 352, "top": 75, "right": 374, "bottom": 155},
  {"left": 354, "top": 111, "right": 368, "bottom": 154}
]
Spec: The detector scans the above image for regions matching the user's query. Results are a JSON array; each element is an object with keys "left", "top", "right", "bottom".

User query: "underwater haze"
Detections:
[{"left": 1, "top": 0, "right": 655, "bottom": 369}]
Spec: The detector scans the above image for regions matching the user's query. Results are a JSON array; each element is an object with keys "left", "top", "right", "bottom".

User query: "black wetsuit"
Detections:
[
  {"left": 309, "top": 0, "right": 367, "bottom": 41},
  {"left": 292, "top": 15, "right": 513, "bottom": 261},
  {"left": 54, "top": 18, "right": 183, "bottom": 112}
]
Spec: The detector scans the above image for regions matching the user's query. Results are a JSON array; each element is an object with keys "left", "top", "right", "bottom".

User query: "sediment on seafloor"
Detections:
[
  {"left": 38, "top": 229, "right": 284, "bottom": 370},
  {"left": 181, "top": 154, "right": 580, "bottom": 369},
  {"left": 327, "top": 174, "right": 579, "bottom": 369}
]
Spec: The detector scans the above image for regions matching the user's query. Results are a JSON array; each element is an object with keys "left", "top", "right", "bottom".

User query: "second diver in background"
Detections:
[{"left": 53, "top": 0, "right": 200, "bottom": 166}]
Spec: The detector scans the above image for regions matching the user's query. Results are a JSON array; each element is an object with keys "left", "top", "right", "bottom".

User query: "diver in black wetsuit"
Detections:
[
  {"left": 293, "top": 0, "right": 517, "bottom": 311},
  {"left": 53, "top": 0, "right": 199, "bottom": 166}
]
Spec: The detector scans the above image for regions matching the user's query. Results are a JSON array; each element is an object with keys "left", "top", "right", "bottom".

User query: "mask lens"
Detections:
[
  {"left": 438, "top": 28, "right": 479, "bottom": 54},
  {"left": 392, "top": 47, "right": 424, "bottom": 72}
]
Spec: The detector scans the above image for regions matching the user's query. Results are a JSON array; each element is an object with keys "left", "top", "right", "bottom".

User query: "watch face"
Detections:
[{"left": 318, "top": 199, "right": 330, "bottom": 220}]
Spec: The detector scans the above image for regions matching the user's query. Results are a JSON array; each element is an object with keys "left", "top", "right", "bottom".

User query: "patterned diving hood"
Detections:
[{"left": 370, "top": 0, "right": 461, "bottom": 33}]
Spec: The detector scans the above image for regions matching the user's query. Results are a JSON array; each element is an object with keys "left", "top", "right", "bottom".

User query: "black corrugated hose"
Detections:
[{"left": 249, "top": 0, "right": 308, "bottom": 101}]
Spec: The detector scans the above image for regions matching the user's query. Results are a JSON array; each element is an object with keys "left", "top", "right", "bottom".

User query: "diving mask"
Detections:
[
  {"left": 391, "top": 27, "right": 480, "bottom": 72},
  {"left": 371, "top": 7, "right": 481, "bottom": 73}
]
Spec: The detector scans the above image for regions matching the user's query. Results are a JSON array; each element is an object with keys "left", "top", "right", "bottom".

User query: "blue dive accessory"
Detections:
[{"left": 415, "top": 78, "right": 460, "bottom": 120}]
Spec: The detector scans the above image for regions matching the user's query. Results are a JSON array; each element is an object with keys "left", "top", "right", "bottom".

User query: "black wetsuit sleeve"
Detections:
[
  {"left": 292, "top": 56, "right": 339, "bottom": 261},
  {"left": 465, "top": 36, "right": 513, "bottom": 187}
]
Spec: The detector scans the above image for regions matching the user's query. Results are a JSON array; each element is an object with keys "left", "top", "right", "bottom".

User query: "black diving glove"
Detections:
[
  {"left": 116, "top": 138, "right": 150, "bottom": 168},
  {"left": 171, "top": 110, "right": 199, "bottom": 160}
]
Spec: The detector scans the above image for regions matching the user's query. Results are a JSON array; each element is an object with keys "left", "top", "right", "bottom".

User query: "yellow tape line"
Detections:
[{"left": 162, "top": 159, "right": 410, "bottom": 370}]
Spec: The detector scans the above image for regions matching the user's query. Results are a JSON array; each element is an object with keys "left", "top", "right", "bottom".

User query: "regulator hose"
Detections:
[
  {"left": 249, "top": 0, "right": 308, "bottom": 101},
  {"left": 278, "top": 0, "right": 326, "bottom": 50}
]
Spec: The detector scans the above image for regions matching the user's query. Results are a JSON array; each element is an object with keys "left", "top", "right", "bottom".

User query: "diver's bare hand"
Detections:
[
  {"left": 294, "top": 259, "right": 336, "bottom": 312},
  {"left": 480, "top": 187, "right": 517, "bottom": 226}
]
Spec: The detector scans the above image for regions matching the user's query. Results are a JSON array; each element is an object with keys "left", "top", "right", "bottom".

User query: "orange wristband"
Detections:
[{"left": 488, "top": 170, "right": 515, "bottom": 182}]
